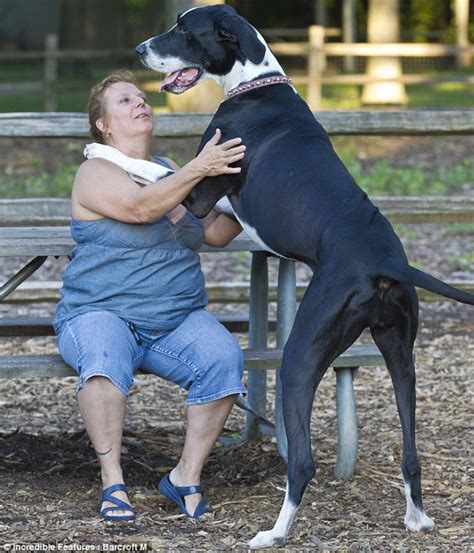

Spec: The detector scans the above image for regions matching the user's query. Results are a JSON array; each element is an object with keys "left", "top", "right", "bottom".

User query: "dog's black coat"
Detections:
[{"left": 137, "top": 4, "right": 473, "bottom": 544}]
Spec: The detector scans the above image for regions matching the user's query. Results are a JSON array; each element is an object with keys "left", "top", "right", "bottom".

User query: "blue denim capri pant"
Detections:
[{"left": 56, "top": 309, "right": 246, "bottom": 405}]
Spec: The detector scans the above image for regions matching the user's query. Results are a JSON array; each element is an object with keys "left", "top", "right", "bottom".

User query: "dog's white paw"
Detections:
[
  {"left": 248, "top": 530, "right": 286, "bottom": 549},
  {"left": 405, "top": 510, "right": 435, "bottom": 532},
  {"left": 84, "top": 143, "right": 125, "bottom": 165}
]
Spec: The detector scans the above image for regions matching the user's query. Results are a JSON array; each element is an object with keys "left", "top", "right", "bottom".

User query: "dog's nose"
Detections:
[{"left": 135, "top": 43, "right": 147, "bottom": 57}]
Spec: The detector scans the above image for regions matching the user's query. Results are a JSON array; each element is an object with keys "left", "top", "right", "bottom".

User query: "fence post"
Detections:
[
  {"left": 308, "top": 25, "right": 324, "bottom": 111},
  {"left": 343, "top": 0, "right": 356, "bottom": 73},
  {"left": 44, "top": 33, "right": 58, "bottom": 112}
]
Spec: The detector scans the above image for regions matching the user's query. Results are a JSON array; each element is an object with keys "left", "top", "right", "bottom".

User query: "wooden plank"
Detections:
[
  {"left": 5, "top": 279, "right": 472, "bottom": 305},
  {"left": 292, "top": 74, "right": 474, "bottom": 86},
  {"left": 0, "top": 228, "right": 261, "bottom": 256},
  {"left": 373, "top": 195, "right": 474, "bottom": 224},
  {"left": 0, "top": 317, "right": 55, "bottom": 336},
  {"left": 0, "top": 314, "right": 278, "bottom": 336},
  {"left": 0, "top": 344, "right": 384, "bottom": 379},
  {"left": 1, "top": 111, "right": 473, "bottom": 138},
  {"left": 0, "top": 198, "right": 71, "bottom": 226},
  {"left": 323, "top": 42, "right": 474, "bottom": 57},
  {"left": 0, "top": 196, "right": 473, "bottom": 227},
  {"left": 269, "top": 41, "right": 474, "bottom": 58}
]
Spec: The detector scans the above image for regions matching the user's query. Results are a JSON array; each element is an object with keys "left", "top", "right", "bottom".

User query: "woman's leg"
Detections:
[
  {"left": 141, "top": 310, "right": 246, "bottom": 516},
  {"left": 170, "top": 394, "right": 237, "bottom": 515},
  {"left": 57, "top": 311, "right": 143, "bottom": 518},
  {"left": 78, "top": 377, "right": 133, "bottom": 517}
]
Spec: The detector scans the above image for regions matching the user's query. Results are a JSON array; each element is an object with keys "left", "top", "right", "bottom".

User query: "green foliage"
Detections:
[
  {"left": 444, "top": 223, "right": 474, "bottom": 235},
  {"left": 432, "top": 160, "right": 474, "bottom": 190},
  {"left": 408, "top": 0, "right": 449, "bottom": 42},
  {"left": 0, "top": 164, "right": 78, "bottom": 198},
  {"left": 336, "top": 148, "right": 472, "bottom": 196},
  {"left": 358, "top": 160, "right": 431, "bottom": 195}
]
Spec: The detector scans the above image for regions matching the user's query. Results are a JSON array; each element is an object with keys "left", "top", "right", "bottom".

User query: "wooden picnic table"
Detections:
[{"left": 0, "top": 222, "right": 385, "bottom": 477}]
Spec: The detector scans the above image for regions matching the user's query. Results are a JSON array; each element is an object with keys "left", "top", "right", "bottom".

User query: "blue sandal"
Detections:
[
  {"left": 100, "top": 483, "right": 136, "bottom": 522},
  {"left": 157, "top": 473, "right": 213, "bottom": 519}
]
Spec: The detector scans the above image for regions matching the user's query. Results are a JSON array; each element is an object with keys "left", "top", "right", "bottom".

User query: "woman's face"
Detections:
[{"left": 100, "top": 81, "right": 154, "bottom": 142}]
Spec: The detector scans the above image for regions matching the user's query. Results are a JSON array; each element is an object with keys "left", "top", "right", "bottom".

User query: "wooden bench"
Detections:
[{"left": 1, "top": 110, "right": 473, "bottom": 479}]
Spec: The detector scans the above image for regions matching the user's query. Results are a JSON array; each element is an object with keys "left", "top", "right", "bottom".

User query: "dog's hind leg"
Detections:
[
  {"left": 370, "top": 283, "right": 435, "bottom": 532},
  {"left": 249, "top": 275, "right": 367, "bottom": 548}
]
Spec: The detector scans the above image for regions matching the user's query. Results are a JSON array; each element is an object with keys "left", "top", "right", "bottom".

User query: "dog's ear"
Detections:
[{"left": 216, "top": 15, "right": 265, "bottom": 65}]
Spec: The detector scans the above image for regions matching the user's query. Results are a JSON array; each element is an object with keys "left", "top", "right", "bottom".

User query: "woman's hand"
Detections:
[{"left": 194, "top": 129, "right": 245, "bottom": 177}]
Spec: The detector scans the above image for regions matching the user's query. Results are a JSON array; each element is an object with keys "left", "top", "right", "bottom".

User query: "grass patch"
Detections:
[
  {"left": 336, "top": 148, "right": 473, "bottom": 196},
  {"left": 446, "top": 253, "right": 474, "bottom": 271},
  {"left": 444, "top": 223, "right": 474, "bottom": 235}
]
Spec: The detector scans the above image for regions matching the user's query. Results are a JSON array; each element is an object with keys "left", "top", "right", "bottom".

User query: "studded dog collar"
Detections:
[{"left": 226, "top": 75, "right": 293, "bottom": 99}]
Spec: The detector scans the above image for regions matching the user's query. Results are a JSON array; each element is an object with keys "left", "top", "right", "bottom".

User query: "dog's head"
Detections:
[{"left": 136, "top": 5, "right": 266, "bottom": 94}]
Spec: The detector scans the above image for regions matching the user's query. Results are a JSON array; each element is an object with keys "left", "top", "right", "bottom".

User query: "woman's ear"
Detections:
[{"left": 96, "top": 118, "right": 106, "bottom": 134}]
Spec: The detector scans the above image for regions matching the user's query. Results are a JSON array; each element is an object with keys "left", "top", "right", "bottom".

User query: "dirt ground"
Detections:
[{"left": 0, "top": 136, "right": 473, "bottom": 551}]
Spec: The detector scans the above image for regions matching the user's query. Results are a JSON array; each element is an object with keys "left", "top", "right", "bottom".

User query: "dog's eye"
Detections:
[{"left": 176, "top": 24, "right": 188, "bottom": 35}]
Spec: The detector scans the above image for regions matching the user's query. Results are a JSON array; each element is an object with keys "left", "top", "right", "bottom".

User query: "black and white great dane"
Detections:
[{"left": 136, "top": 5, "right": 474, "bottom": 547}]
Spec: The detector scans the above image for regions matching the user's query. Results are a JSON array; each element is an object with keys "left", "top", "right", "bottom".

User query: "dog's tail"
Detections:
[{"left": 381, "top": 263, "right": 474, "bottom": 305}]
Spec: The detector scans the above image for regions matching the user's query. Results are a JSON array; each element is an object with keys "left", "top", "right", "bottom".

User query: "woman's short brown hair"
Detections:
[{"left": 87, "top": 70, "right": 139, "bottom": 143}]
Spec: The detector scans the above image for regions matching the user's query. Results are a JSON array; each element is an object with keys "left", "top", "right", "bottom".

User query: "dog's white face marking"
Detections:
[
  {"left": 248, "top": 486, "right": 299, "bottom": 548},
  {"left": 141, "top": 52, "right": 189, "bottom": 73},
  {"left": 404, "top": 483, "right": 435, "bottom": 532}
]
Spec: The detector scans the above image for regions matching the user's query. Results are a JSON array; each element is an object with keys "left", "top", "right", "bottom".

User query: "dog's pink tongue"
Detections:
[
  {"left": 161, "top": 68, "right": 199, "bottom": 90},
  {"left": 161, "top": 70, "right": 181, "bottom": 90}
]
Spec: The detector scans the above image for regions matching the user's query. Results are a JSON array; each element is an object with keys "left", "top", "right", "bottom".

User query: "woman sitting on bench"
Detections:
[{"left": 53, "top": 70, "right": 246, "bottom": 522}]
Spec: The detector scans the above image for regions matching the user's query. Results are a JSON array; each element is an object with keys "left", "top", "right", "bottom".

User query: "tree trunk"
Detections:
[
  {"left": 455, "top": 0, "right": 471, "bottom": 68},
  {"left": 166, "top": 0, "right": 225, "bottom": 113},
  {"left": 361, "top": 0, "right": 407, "bottom": 106}
]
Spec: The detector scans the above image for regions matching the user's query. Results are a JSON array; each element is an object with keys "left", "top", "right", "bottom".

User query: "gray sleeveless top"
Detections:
[{"left": 53, "top": 157, "right": 207, "bottom": 333}]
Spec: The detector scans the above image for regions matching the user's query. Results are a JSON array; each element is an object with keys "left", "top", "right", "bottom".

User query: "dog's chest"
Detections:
[{"left": 216, "top": 196, "right": 289, "bottom": 259}]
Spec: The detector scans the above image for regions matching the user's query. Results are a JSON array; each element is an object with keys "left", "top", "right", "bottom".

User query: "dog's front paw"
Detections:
[
  {"left": 405, "top": 510, "right": 435, "bottom": 532},
  {"left": 248, "top": 530, "right": 286, "bottom": 549},
  {"left": 84, "top": 143, "right": 126, "bottom": 166}
]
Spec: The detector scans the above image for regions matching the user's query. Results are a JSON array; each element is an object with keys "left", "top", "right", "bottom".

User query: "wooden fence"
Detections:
[
  {"left": 1, "top": 28, "right": 473, "bottom": 110},
  {"left": 270, "top": 26, "right": 474, "bottom": 109}
]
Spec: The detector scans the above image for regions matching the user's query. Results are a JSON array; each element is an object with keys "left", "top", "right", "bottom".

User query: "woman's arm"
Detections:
[
  {"left": 163, "top": 156, "right": 243, "bottom": 247},
  {"left": 202, "top": 210, "right": 242, "bottom": 247},
  {"left": 72, "top": 130, "right": 245, "bottom": 224}
]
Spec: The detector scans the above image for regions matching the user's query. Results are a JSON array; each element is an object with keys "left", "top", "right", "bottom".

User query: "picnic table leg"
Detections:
[
  {"left": 275, "top": 258, "right": 297, "bottom": 463},
  {"left": 245, "top": 251, "right": 269, "bottom": 439},
  {"left": 334, "top": 366, "right": 359, "bottom": 479},
  {"left": 0, "top": 256, "right": 47, "bottom": 301}
]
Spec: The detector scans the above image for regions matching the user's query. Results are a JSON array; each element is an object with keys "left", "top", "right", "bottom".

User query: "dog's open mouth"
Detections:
[{"left": 160, "top": 67, "right": 202, "bottom": 94}]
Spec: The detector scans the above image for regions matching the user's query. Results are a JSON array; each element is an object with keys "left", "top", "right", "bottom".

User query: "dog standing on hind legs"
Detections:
[{"left": 136, "top": 5, "right": 474, "bottom": 547}]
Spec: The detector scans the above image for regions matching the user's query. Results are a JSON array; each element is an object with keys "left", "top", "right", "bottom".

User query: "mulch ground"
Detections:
[{"left": 0, "top": 136, "right": 473, "bottom": 551}]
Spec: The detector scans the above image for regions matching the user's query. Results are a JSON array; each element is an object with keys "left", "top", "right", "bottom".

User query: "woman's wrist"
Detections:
[{"left": 185, "top": 156, "right": 208, "bottom": 180}]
